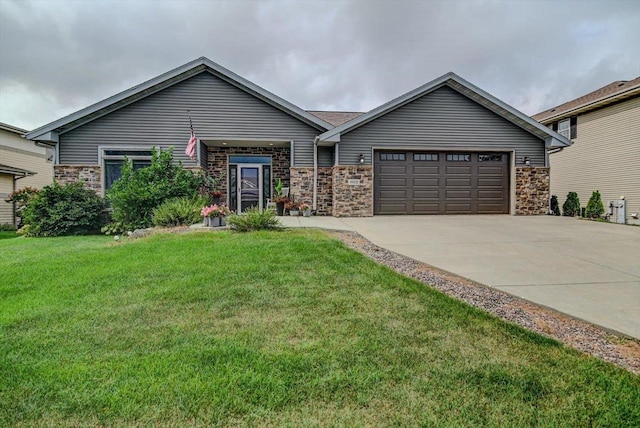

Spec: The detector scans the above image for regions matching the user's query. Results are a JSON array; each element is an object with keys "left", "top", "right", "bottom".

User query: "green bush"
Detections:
[
  {"left": 0, "top": 223, "right": 17, "bottom": 231},
  {"left": 6, "top": 187, "right": 40, "bottom": 225},
  {"left": 21, "top": 182, "right": 105, "bottom": 237},
  {"left": 226, "top": 207, "right": 282, "bottom": 232},
  {"left": 152, "top": 196, "right": 208, "bottom": 227},
  {"left": 585, "top": 191, "right": 605, "bottom": 219},
  {"left": 106, "top": 148, "right": 205, "bottom": 231},
  {"left": 562, "top": 192, "right": 581, "bottom": 217},
  {"left": 550, "top": 195, "right": 561, "bottom": 216}
]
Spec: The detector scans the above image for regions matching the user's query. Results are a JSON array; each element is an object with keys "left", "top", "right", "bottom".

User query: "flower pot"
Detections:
[
  {"left": 303, "top": 209, "right": 311, "bottom": 217},
  {"left": 276, "top": 201, "right": 285, "bottom": 216},
  {"left": 210, "top": 217, "right": 222, "bottom": 227},
  {"left": 220, "top": 217, "right": 226, "bottom": 227},
  {"left": 289, "top": 210, "right": 300, "bottom": 216}
]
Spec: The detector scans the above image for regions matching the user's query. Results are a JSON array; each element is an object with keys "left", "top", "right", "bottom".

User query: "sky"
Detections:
[{"left": 1, "top": 0, "right": 639, "bottom": 131}]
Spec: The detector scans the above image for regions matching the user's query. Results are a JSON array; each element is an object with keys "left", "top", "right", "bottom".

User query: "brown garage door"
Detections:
[{"left": 374, "top": 151, "right": 510, "bottom": 214}]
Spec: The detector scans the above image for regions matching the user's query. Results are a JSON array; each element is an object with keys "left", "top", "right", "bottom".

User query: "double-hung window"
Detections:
[
  {"left": 101, "top": 148, "right": 153, "bottom": 192},
  {"left": 557, "top": 119, "right": 570, "bottom": 139}
]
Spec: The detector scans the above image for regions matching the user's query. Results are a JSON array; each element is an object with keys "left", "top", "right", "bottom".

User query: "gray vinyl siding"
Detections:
[
  {"left": 317, "top": 146, "right": 334, "bottom": 167},
  {"left": 339, "top": 86, "right": 545, "bottom": 166},
  {"left": 59, "top": 72, "right": 321, "bottom": 166}
]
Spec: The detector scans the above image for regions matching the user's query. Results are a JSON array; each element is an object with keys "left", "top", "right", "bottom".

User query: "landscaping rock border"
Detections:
[{"left": 330, "top": 230, "right": 640, "bottom": 374}]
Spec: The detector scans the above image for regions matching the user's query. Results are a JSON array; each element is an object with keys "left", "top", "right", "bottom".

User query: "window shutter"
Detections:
[
  {"left": 570, "top": 116, "right": 577, "bottom": 139},
  {"left": 552, "top": 122, "right": 558, "bottom": 132}
]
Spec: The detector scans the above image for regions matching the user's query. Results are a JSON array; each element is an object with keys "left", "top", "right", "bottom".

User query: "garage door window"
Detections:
[
  {"left": 380, "top": 153, "right": 406, "bottom": 161},
  {"left": 478, "top": 154, "right": 503, "bottom": 162},
  {"left": 413, "top": 153, "right": 438, "bottom": 161},
  {"left": 447, "top": 154, "right": 471, "bottom": 162}
]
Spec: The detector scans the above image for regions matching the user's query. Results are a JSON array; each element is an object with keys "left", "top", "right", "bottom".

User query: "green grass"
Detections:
[
  {"left": 1, "top": 230, "right": 638, "bottom": 426},
  {"left": 0, "top": 231, "right": 18, "bottom": 239}
]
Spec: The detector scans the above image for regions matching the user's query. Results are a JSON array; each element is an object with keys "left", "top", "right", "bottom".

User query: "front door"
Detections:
[{"left": 238, "top": 165, "right": 262, "bottom": 213}]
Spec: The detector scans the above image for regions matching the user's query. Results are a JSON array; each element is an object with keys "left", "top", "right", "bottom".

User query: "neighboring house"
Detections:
[
  {"left": 533, "top": 78, "right": 640, "bottom": 223},
  {"left": 25, "top": 57, "right": 569, "bottom": 217},
  {"left": 0, "top": 122, "right": 54, "bottom": 225}
]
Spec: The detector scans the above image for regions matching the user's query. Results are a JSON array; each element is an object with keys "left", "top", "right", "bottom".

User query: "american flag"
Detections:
[{"left": 185, "top": 128, "right": 197, "bottom": 160}]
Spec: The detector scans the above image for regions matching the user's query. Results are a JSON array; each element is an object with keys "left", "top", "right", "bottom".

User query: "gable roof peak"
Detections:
[
  {"left": 318, "top": 71, "right": 571, "bottom": 148},
  {"left": 26, "top": 56, "right": 333, "bottom": 141}
]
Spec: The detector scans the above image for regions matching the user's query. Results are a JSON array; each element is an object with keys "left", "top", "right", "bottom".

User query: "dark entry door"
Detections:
[
  {"left": 374, "top": 151, "right": 509, "bottom": 215},
  {"left": 238, "top": 166, "right": 260, "bottom": 213}
]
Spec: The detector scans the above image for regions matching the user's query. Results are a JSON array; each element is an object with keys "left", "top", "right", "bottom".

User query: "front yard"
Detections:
[{"left": 1, "top": 230, "right": 638, "bottom": 426}]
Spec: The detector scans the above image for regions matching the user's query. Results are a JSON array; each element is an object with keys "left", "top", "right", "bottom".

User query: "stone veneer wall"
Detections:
[
  {"left": 54, "top": 165, "right": 102, "bottom": 195},
  {"left": 206, "top": 146, "right": 290, "bottom": 202},
  {"left": 332, "top": 166, "right": 373, "bottom": 217},
  {"left": 289, "top": 167, "right": 333, "bottom": 215},
  {"left": 515, "top": 166, "right": 550, "bottom": 215}
]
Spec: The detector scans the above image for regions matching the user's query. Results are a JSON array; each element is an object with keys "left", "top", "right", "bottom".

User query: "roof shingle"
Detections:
[
  {"left": 533, "top": 77, "right": 640, "bottom": 122},
  {"left": 307, "top": 111, "right": 364, "bottom": 127}
]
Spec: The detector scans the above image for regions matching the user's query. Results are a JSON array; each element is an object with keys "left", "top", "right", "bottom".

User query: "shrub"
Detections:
[
  {"left": 550, "top": 195, "right": 561, "bottom": 216},
  {"left": 152, "top": 196, "right": 208, "bottom": 227},
  {"left": 562, "top": 192, "right": 581, "bottom": 217},
  {"left": 6, "top": 187, "right": 40, "bottom": 225},
  {"left": 106, "top": 148, "right": 206, "bottom": 231},
  {"left": 226, "top": 207, "right": 282, "bottom": 232},
  {"left": 21, "top": 182, "right": 105, "bottom": 237},
  {"left": 0, "top": 223, "right": 17, "bottom": 231},
  {"left": 585, "top": 191, "right": 605, "bottom": 219}
]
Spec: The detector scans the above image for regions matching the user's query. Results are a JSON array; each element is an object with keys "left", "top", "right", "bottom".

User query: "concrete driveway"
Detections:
[{"left": 284, "top": 215, "right": 640, "bottom": 338}]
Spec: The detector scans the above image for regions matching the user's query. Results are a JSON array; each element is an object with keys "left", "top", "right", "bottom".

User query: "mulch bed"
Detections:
[{"left": 329, "top": 230, "right": 640, "bottom": 374}]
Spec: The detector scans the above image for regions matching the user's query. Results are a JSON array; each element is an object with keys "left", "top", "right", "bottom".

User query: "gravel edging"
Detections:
[{"left": 329, "top": 230, "right": 640, "bottom": 374}]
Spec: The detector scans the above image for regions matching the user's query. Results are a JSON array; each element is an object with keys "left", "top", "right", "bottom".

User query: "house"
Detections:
[
  {"left": 25, "top": 57, "right": 570, "bottom": 217},
  {"left": 0, "top": 122, "right": 54, "bottom": 226},
  {"left": 533, "top": 78, "right": 640, "bottom": 223}
]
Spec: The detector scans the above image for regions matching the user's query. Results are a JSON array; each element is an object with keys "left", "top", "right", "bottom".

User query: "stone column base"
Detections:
[
  {"left": 332, "top": 166, "right": 373, "bottom": 217},
  {"left": 289, "top": 167, "right": 333, "bottom": 215},
  {"left": 515, "top": 166, "right": 550, "bottom": 215}
]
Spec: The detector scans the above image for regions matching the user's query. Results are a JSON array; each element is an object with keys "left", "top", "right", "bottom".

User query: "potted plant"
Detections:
[
  {"left": 299, "top": 202, "right": 311, "bottom": 217},
  {"left": 200, "top": 175, "right": 225, "bottom": 205},
  {"left": 274, "top": 178, "right": 287, "bottom": 216},
  {"left": 201, "top": 203, "right": 231, "bottom": 227},
  {"left": 285, "top": 200, "right": 300, "bottom": 216}
]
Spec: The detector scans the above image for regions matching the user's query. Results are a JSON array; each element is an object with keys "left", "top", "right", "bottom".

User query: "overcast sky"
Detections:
[{"left": 1, "top": 0, "right": 639, "bottom": 131}]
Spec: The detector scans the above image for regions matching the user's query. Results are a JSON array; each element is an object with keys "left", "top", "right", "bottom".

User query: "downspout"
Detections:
[
  {"left": 35, "top": 141, "right": 57, "bottom": 163},
  {"left": 312, "top": 136, "right": 319, "bottom": 212},
  {"left": 545, "top": 145, "right": 564, "bottom": 213}
]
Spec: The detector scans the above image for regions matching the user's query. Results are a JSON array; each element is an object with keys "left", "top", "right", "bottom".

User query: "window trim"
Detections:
[{"left": 98, "top": 145, "right": 155, "bottom": 195}]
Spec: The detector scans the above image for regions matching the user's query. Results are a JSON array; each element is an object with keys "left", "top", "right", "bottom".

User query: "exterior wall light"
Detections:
[
  {"left": 523, "top": 156, "right": 531, "bottom": 166},
  {"left": 359, "top": 154, "right": 365, "bottom": 164}
]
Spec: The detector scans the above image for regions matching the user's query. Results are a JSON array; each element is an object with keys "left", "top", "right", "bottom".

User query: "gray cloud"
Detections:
[{"left": 1, "top": 0, "right": 639, "bottom": 130}]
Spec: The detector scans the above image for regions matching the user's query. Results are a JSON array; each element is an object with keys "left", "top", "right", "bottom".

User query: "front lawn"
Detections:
[
  {"left": 0, "top": 231, "right": 18, "bottom": 239},
  {"left": 1, "top": 231, "right": 638, "bottom": 426}
]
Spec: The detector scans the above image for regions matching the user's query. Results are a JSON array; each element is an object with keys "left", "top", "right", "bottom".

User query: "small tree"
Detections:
[
  {"left": 585, "top": 190, "right": 605, "bottom": 219},
  {"left": 106, "top": 148, "right": 205, "bottom": 231},
  {"left": 562, "top": 192, "right": 581, "bottom": 217},
  {"left": 550, "top": 195, "right": 561, "bottom": 216}
]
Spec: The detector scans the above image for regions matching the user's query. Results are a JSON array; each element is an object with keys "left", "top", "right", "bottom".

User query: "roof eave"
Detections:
[
  {"left": 0, "top": 122, "right": 29, "bottom": 135},
  {"left": 0, "top": 164, "right": 37, "bottom": 177},
  {"left": 536, "top": 86, "right": 640, "bottom": 124}
]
